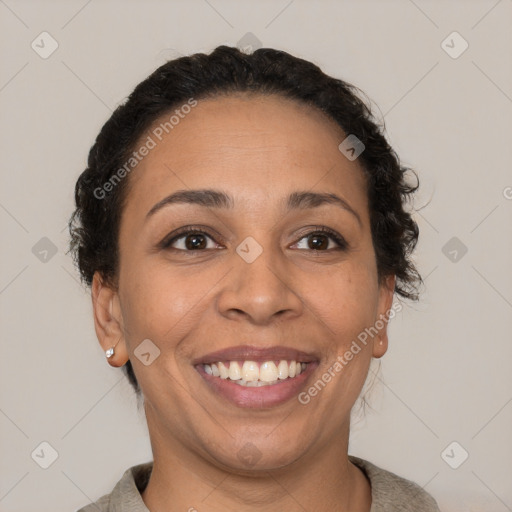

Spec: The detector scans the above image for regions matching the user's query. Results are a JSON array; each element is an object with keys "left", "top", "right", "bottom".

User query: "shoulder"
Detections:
[
  {"left": 75, "top": 462, "right": 153, "bottom": 512},
  {"left": 348, "top": 455, "right": 441, "bottom": 512},
  {"left": 76, "top": 494, "right": 109, "bottom": 512}
]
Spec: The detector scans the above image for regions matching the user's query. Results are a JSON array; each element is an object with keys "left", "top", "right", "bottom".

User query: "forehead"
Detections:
[{"left": 123, "top": 93, "right": 368, "bottom": 215}]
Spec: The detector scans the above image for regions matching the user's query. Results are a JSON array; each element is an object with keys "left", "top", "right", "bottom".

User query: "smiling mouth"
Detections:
[
  {"left": 203, "top": 360, "right": 309, "bottom": 387},
  {"left": 193, "top": 344, "right": 320, "bottom": 407}
]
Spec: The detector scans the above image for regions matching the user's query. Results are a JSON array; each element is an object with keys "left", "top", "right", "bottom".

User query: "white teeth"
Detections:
[
  {"left": 277, "top": 360, "right": 289, "bottom": 379},
  {"left": 204, "top": 359, "right": 308, "bottom": 385},
  {"left": 218, "top": 361, "right": 229, "bottom": 379},
  {"left": 228, "top": 361, "right": 241, "bottom": 381},
  {"left": 260, "top": 361, "right": 278, "bottom": 382},
  {"left": 242, "top": 361, "right": 259, "bottom": 382},
  {"left": 234, "top": 379, "right": 277, "bottom": 387}
]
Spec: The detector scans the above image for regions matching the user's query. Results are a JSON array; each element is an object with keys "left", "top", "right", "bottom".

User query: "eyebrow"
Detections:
[{"left": 146, "top": 188, "right": 362, "bottom": 226}]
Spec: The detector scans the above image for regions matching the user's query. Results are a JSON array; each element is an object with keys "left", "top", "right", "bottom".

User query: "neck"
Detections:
[{"left": 141, "top": 408, "right": 371, "bottom": 511}]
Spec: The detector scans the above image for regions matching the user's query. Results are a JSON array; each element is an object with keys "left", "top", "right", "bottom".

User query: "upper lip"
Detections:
[{"left": 192, "top": 345, "right": 320, "bottom": 365}]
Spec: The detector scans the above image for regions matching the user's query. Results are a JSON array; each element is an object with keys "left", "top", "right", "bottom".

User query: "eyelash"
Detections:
[{"left": 160, "top": 225, "right": 348, "bottom": 252}]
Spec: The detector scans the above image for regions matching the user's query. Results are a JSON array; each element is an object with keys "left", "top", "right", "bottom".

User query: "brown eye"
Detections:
[
  {"left": 293, "top": 228, "right": 348, "bottom": 251},
  {"left": 307, "top": 234, "right": 330, "bottom": 250},
  {"left": 162, "top": 230, "right": 220, "bottom": 251},
  {"left": 183, "top": 233, "right": 208, "bottom": 250}
]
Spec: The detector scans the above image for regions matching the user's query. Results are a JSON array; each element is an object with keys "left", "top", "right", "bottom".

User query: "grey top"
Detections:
[{"left": 76, "top": 455, "right": 441, "bottom": 511}]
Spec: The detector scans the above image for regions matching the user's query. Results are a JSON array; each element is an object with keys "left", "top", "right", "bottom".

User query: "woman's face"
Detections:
[{"left": 95, "top": 94, "right": 394, "bottom": 471}]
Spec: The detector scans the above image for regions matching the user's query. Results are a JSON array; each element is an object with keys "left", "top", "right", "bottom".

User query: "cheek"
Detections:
[
  {"left": 307, "top": 261, "right": 380, "bottom": 341},
  {"left": 119, "top": 258, "right": 216, "bottom": 346}
]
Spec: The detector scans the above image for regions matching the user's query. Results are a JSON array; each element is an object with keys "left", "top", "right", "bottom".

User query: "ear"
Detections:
[
  {"left": 91, "top": 271, "right": 129, "bottom": 367},
  {"left": 372, "top": 274, "right": 396, "bottom": 359}
]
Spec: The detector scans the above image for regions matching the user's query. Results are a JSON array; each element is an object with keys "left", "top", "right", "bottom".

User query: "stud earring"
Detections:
[{"left": 105, "top": 338, "right": 121, "bottom": 359}]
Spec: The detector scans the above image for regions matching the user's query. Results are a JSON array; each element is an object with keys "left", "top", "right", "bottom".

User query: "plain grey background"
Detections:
[{"left": 1, "top": 0, "right": 511, "bottom": 511}]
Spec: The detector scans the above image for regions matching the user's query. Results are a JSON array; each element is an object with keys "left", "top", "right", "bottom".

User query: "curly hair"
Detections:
[{"left": 69, "top": 45, "right": 421, "bottom": 396}]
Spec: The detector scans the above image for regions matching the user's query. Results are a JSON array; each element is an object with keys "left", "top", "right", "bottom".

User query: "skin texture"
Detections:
[{"left": 92, "top": 94, "right": 395, "bottom": 512}]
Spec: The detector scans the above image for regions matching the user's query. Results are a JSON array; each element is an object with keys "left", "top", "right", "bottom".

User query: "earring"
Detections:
[
  {"left": 378, "top": 338, "right": 384, "bottom": 346},
  {"left": 105, "top": 338, "right": 121, "bottom": 359}
]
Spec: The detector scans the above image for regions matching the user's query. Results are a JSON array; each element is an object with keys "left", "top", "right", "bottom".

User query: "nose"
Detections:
[{"left": 216, "top": 244, "right": 304, "bottom": 326}]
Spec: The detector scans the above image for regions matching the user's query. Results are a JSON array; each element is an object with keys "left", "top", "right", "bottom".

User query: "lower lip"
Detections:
[{"left": 196, "top": 363, "right": 319, "bottom": 408}]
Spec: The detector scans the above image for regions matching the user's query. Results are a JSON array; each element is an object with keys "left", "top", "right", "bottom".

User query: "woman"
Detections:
[{"left": 70, "top": 45, "right": 440, "bottom": 511}]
